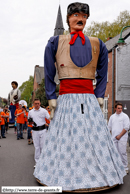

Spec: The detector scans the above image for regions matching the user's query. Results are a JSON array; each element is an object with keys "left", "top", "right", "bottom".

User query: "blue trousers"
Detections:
[
  {"left": 17, "top": 123, "right": 24, "bottom": 138},
  {"left": 1, "top": 125, "right": 5, "bottom": 137},
  {"left": 27, "top": 127, "right": 32, "bottom": 139}
]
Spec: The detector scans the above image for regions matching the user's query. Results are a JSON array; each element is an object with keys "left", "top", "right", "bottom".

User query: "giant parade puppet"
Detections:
[
  {"left": 34, "top": 2, "right": 126, "bottom": 192},
  {"left": 8, "top": 81, "right": 21, "bottom": 123}
]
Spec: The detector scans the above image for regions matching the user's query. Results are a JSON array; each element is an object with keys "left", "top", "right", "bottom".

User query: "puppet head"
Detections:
[
  {"left": 11, "top": 81, "right": 18, "bottom": 89},
  {"left": 67, "top": 2, "right": 90, "bottom": 32}
]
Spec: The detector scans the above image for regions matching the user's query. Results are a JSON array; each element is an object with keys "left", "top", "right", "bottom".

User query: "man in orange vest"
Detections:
[{"left": 16, "top": 104, "right": 26, "bottom": 140}]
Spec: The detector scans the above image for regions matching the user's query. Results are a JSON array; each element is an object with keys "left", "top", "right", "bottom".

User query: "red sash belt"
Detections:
[
  {"left": 10, "top": 102, "right": 19, "bottom": 109},
  {"left": 59, "top": 79, "right": 94, "bottom": 95}
]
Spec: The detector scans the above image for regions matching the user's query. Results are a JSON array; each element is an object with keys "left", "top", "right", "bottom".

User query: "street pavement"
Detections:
[
  {"left": 0, "top": 128, "right": 130, "bottom": 194},
  {"left": 0, "top": 127, "right": 38, "bottom": 193}
]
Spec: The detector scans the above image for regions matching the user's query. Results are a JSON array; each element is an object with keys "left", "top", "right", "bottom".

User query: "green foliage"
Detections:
[
  {"left": 0, "top": 97, "right": 7, "bottom": 107},
  {"left": 55, "top": 84, "right": 59, "bottom": 98},
  {"left": 84, "top": 10, "right": 130, "bottom": 42},
  {"left": 35, "top": 79, "right": 60, "bottom": 107},
  {"left": 19, "top": 76, "right": 34, "bottom": 107},
  {"left": 35, "top": 78, "right": 48, "bottom": 107}
]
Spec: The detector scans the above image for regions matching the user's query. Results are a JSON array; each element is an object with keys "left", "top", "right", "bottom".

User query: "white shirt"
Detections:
[
  {"left": 28, "top": 107, "right": 50, "bottom": 127},
  {"left": 108, "top": 111, "right": 130, "bottom": 142}
]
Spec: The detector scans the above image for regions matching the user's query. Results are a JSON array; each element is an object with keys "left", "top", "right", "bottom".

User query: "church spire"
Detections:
[{"left": 54, "top": 5, "right": 64, "bottom": 36}]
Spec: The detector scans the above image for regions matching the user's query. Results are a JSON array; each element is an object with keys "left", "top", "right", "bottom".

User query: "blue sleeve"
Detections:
[
  {"left": 44, "top": 36, "right": 59, "bottom": 100},
  {"left": 94, "top": 39, "right": 108, "bottom": 98}
]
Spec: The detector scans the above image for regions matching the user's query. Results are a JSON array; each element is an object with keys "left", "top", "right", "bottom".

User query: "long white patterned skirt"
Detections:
[{"left": 34, "top": 94, "right": 126, "bottom": 191}]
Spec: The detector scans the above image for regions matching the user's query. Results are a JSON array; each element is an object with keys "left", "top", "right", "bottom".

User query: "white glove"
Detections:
[
  {"left": 97, "top": 98, "right": 104, "bottom": 112},
  {"left": 48, "top": 99, "right": 57, "bottom": 120}
]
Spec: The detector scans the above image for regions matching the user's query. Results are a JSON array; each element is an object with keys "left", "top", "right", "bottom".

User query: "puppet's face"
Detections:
[
  {"left": 69, "top": 12, "right": 88, "bottom": 32},
  {"left": 12, "top": 83, "right": 17, "bottom": 89}
]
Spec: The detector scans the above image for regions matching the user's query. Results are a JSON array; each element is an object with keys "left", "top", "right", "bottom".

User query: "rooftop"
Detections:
[{"left": 105, "top": 28, "right": 130, "bottom": 52}]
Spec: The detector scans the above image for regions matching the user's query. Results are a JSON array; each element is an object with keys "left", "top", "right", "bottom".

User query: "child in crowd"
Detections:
[
  {"left": 23, "top": 106, "right": 28, "bottom": 133},
  {"left": 27, "top": 121, "right": 33, "bottom": 145},
  {"left": 27, "top": 107, "right": 33, "bottom": 145}
]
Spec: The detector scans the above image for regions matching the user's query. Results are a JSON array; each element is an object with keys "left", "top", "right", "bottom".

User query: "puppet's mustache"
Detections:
[{"left": 77, "top": 21, "right": 83, "bottom": 25}]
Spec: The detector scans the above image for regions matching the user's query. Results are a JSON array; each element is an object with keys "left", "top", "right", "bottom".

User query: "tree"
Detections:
[
  {"left": 35, "top": 78, "right": 60, "bottom": 107},
  {"left": 35, "top": 78, "right": 48, "bottom": 106},
  {"left": 0, "top": 97, "right": 7, "bottom": 107},
  {"left": 19, "top": 76, "right": 34, "bottom": 107},
  {"left": 3, "top": 98, "right": 8, "bottom": 106},
  {"left": 84, "top": 10, "right": 130, "bottom": 42}
]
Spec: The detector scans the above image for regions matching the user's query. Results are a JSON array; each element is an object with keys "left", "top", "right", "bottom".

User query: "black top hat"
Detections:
[{"left": 67, "top": 2, "right": 90, "bottom": 16}]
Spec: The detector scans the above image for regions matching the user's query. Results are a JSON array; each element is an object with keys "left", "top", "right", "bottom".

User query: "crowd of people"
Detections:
[{"left": 0, "top": 102, "right": 50, "bottom": 148}]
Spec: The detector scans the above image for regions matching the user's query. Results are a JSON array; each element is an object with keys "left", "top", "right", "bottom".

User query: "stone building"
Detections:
[
  {"left": 104, "top": 28, "right": 130, "bottom": 120},
  {"left": 54, "top": 5, "right": 64, "bottom": 36},
  {"left": 32, "top": 65, "right": 44, "bottom": 101}
]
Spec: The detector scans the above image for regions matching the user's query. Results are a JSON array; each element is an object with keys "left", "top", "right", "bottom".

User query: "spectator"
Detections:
[
  {"left": 28, "top": 98, "right": 50, "bottom": 168},
  {"left": 16, "top": 104, "right": 26, "bottom": 140},
  {"left": 27, "top": 122, "right": 33, "bottom": 145},
  {"left": 0, "top": 109, "right": 7, "bottom": 138},
  {"left": 4, "top": 107, "right": 10, "bottom": 134},
  {"left": 23, "top": 106, "right": 28, "bottom": 133},
  {"left": 14, "top": 104, "right": 21, "bottom": 134},
  {"left": 108, "top": 102, "right": 130, "bottom": 174},
  {"left": 27, "top": 107, "right": 33, "bottom": 145}
]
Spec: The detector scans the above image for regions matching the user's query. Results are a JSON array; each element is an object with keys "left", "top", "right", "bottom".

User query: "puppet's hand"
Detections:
[
  {"left": 48, "top": 99, "right": 57, "bottom": 120},
  {"left": 97, "top": 98, "right": 104, "bottom": 112}
]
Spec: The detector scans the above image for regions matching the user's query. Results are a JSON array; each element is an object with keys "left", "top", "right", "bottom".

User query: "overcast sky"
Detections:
[{"left": 0, "top": 0, "right": 130, "bottom": 99}]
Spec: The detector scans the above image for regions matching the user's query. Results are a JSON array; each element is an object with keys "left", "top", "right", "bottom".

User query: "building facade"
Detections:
[{"left": 105, "top": 28, "right": 130, "bottom": 121}]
